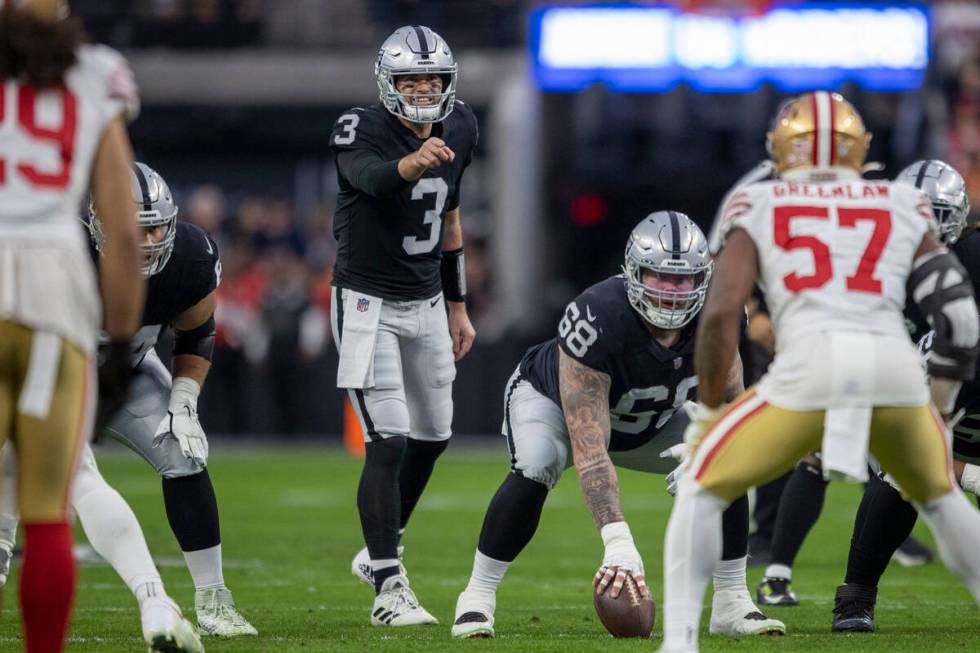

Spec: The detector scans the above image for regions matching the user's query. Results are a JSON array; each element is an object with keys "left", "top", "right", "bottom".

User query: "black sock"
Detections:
[
  {"left": 162, "top": 469, "right": 221, "bottom": 552},
  {"left": 397, "top": 439, "right": 449, "bottom": 535},
  {"left": 844, "top": 474, "right": 918, "bottom": 587},
  {"left": 753, "top": 470, "right": 792, "bottom": 542},
  {"left": 769, "top": 461, "right": 828, "bottom": 569},
  {"left": 721, "top": 494, "right": 750, "bottom": 560},
  {"left": 358, "top": 437, "right": 407, "bottom": 593},
  {"left": 477, "top": 473, "right": 549, "bottom": 563}
]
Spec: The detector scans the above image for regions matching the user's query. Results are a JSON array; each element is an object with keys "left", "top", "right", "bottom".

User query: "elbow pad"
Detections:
[
  {"left": 441, "top": 248, "right": 466, "bottom": 302},
  {"left": 909, "top": 251, "right": 980, "bottom": 380},
  {"left": 173, "top": 316, "right": 216, "bottom": 362}
]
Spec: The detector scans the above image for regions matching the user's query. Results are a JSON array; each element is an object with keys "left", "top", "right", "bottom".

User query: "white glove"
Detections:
[
  {"left": 594, "top": 521, "right": 649, "bottom": 599},
  {"left": 153, "top": 377, "right": 208, "bottom": 466},
  {"left": 961, "top": 463, "right": 980, "bottom": 496},
  {"left": 681, "top": 401, "right": 726, "bottom": 449},
  {"left": 659, "top": 442, "right": 690, "bottom": 496}
]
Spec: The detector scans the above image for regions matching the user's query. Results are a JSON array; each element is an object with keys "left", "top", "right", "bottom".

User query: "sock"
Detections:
[
  {"left": 0, "top": 445, "right": 17, "bottom": 552},
  {"left": 764, "top": 563, "right": 793, "bottom": 581},
  {"left": 919, "top": 489, "right": 980, "bottom": 603},
  {"left": 358, "top": 437, "right": 407, "bottom": 591},
  {"left": 398, "top": 439, "right": 449, "bottom": 530},
  {"left": 132, "top": 573, "right": 167, "bottom": 608},
  {"left": 713, "top": 556, "right": 748, "bottom": 593},
  {"left": 477, "top": 473, "right": 549, "bottom": 562},
  {"left": 844, "top": 474, "right": 918, "bottom": 587},
  {"left": 184, "top": 544, "right": 224, "bottom": 590},
  {"left": 465, "top": 550, "right": 511, "bottom": 595},
  {"left": 721, "top": 494, "right": 749, "bottom": 560},
  {"left": 769, "top": 461, "right": 828, "bottom": 570},
  {"left": 21, "top": 522, "right": 75, "bottom": 653},
  {"left": 662, "top": 480, "right": 726, "bottom": 651},
  {"left": 752, "top": 470, "right": 792, "bottom": 542},
  {"left": 72, "top": 461, "right": 165, "bottom": 599},
  {"left": 372, "top": 560, "right": 401, "bottom": 594},
  {"left": 162, "top": 470, "right": 221, "bottom": 552}
]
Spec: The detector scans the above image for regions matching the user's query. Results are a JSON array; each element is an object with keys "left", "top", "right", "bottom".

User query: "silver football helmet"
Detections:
[
  {"left": 896, "top": 159, "right": 970, "bottom": 245},
  {"left": 87, "top": 162, "right": 178, "bottom": 277},
  {"left": 375, "top": 25, "right": 457, "bottom": 124},
  {"left": 623, "top": 211, "right": 713, "bottom": 329}
]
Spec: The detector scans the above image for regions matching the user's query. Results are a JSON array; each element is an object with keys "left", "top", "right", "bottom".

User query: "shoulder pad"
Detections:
[
  {"left": 709, "top": 183, "right": 766, "bottom": 255},
  {"left": 76, "top": 45, "right": 140, "bottom": 123},
  {"left": 330, "top": 105, "right": 387, "bottom": 152}
]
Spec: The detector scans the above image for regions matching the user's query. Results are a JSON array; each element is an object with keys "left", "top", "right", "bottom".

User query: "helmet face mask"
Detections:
[
  {"left": 623, "top": 211, "right": 713, "bottom": 330},
  {"left": 375, "top": 25, "right": 457, "bottom": 124},
  {"left": 895, "top": 160, "right": 970, "bottom": 245},
  {"left": 767, "top": 91, "right": 871, "bottom": 176},
  {"left": 87, "top": 162, "right": 178, "bottom": 278}
]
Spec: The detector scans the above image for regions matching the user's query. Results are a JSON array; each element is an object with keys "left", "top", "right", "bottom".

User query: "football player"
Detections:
[
  {"left": 0, "top": 162, "right": 256, "bottom": 639},
  {"left": 658, "top": 91, "right": 980, "bottom": 653},
  {"left": 451, "top": 213, "right": 785, "bottom": 639},
  {"left": 0, "top": 1, "right": 144, "bottom": 650},
  {"left": 328, "top": 25, "right": 479, "bottom": 626},
  {"left": 830, "top": 159, "right": 975, "bottom": 633},
  {"left": 755, "top": 160, "right": 968, "bottom": 609}
]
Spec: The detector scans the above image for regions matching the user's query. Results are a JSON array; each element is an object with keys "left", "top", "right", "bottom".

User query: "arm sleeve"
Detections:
[
  {"left": 336, "top": 150, "right": 408, "bottom": 196},
  {"left": 446, "top": 103, "right": 479, "bottom": 212}
]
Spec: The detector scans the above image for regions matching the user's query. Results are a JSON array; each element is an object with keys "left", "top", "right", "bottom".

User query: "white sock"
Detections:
[
  {"left": 663, "top": 479, "right": 726, "bottom": 651},
  {"left": 372, "top": 558, "right": 400, "bottom": 572},
  {"left": 465, "top": 550, "right": 510, "bottom": 595},
  {"left": 184, "top": 544, "right": 225, "bottom": 590},
  {"left": 72, "top": 456, "right": 164, "bottom": 604},
  {"left": 132, "top": 574, "right": 168, "bottom": 608},
  {"left": 918, "top": 488, "right": 980, "bottom": 603},
  {"left": 0, "top": 443, "right": 19, "bottom": 549},
  {"left": 764, "top": 563, "right": 792, "bottom": 581},
  {"left": 713, "top": 556, "right": 747, "bottom": 593}
]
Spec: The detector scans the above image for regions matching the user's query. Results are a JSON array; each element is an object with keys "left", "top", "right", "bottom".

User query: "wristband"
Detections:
[{"left": 441, "top": 248, "right": 466, "bottom": 302}]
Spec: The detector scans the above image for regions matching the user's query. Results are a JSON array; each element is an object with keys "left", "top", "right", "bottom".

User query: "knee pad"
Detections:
[{"left": 514, "top": 437, "right": 566, "bottom": 490}]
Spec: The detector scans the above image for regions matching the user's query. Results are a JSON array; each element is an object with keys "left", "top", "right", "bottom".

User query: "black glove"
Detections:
[{"left": 93, "top": 340, "right": 132, "bottom": 439}]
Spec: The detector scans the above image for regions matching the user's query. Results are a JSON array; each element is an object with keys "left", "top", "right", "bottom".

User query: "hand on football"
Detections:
[
  {"left": 594, "top": 563, "right": 650, "bottom": 600},
  {"left": 413, "top": 137, "right": 454, "bottom": 170},
  {"left": 153, "top": 404, "right": 209, "bottom": 466},
  {"left": 596, "top": 522, "right": 650, "bottom": 599},
  {"left": 448, "top": 303, "right": 476, "bottom": 361}
]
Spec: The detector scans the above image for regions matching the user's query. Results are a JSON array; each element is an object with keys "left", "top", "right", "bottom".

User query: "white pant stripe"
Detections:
[{"left": 17, "top": 331, "right": 62, "bottom": 419}]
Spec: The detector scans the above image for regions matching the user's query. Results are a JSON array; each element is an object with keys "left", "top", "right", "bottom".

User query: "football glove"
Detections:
[
  {"left": 659, "top": 442, "right": 690, "bottom": 496},
  {"left": 681, "top": 401, "right": 726, "bottom": 449},
  {"left": 594, "top": 521, "right": 649, "bottom": 599},
  {"left": 153, "top": 377, "right": 208, "bottom": 466}
]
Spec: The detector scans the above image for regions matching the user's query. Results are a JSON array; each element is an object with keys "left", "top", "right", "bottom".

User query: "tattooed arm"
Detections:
[
  {"left": 558, "top": 349, "right": 620, "bottom": 529},
  {"left": 724, "top": 349, "right": 745, "bottom": 403}
]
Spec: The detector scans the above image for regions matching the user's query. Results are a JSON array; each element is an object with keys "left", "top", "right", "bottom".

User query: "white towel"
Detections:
[
  {"left": 336, "top": 291, "right": 382, "bottom": 389},
  {"left": 820, "top": 332, "right": 875, "bottom": 483}
]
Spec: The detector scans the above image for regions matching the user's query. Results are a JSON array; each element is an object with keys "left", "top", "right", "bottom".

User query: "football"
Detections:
[{"left": 593, "top": 574, "right": 655, "bottom": 638}]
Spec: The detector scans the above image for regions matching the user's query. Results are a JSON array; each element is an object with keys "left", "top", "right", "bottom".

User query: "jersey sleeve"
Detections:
[
  {"left": 329, "top": 107, "right": 387, "bottom": 154},
  {"left": 184, "top": 224, "right": 221, "bottom": 311},
  {"left": 709, "top": 184, "right": 768, "bottom": 255},
  {"left": 446, "top": 101, "right": 479, "bottom": 212},
  {"left": 894, "top": 183, "right": 938, "bottom": 245},
  {"left": 555, "top": 288, "right": 617, "bottom": 375},
  {"left": 77, "top": 45, "right": 140, "bottom": 125}
]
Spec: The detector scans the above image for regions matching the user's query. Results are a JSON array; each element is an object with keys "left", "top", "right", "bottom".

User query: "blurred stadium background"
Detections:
[{"left": 70, "top": 0, "right": 980, "bottom": 441}]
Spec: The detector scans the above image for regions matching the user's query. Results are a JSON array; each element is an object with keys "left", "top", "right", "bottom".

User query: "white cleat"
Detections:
[
  {"left": 371, "top": 575, "right": 438, "bottom": 626},
  {"left": 451, "top": 589, "right": 495, "bottom": 638},
  {"left": 351, "top": 545, "right": 405, "bottom": 586},
  {"left": 141, "top": 596, "right": 205, "bottom": 653},
  {"left": 709, "top": 589, "right": 786, "bottom": 636},
  {"left": 194, "top": 587, "right": 258, "bottom": 638}
]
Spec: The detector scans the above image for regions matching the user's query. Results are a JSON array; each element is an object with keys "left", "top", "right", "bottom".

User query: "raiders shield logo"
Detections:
[{"left": 674, "top": 357, "right": 682, "bottom": 370}]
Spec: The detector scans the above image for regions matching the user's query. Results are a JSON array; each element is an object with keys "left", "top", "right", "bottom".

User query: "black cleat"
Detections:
[
  {"left": 832, "top": 583, "right": 876, "bottom": 633},
  {"left": 756, "top": 577, "right": 799, "bottom": 606},
  {"left": 891, "top": 535, "right": 934, "bottom": 567}
]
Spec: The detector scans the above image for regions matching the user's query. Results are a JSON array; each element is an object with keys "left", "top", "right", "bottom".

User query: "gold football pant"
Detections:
[
  {"left": 688, "top": 388, "right": 953, "bottom": 505},
  {"left": 0, "top": 321, "right": 93, "bottom": 522}
]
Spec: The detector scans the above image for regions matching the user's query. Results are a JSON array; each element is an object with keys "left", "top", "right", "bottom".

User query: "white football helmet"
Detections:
[
  {"left": 623, "top": 211, "right": 713, "bottom": 330},
  {"left": 375, "top": 25, "right": 457, "bottom": 124},
  {"left": 896, "top": 159, "right": 970, "bottom": 245}
]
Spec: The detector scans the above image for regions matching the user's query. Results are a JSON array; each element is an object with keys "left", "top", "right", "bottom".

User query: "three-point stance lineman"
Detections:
[
  {"left": 329, "top": 25, "right": 478, "bottom": 625},
  {"left": 452, "top": 214, "right": 784, "bottom": 639}
]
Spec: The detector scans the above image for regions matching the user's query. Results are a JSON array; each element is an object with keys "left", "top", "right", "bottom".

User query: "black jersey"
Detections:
[
  {"left": 330, "top": 102, "right": 479, "bottom": 301},
  {"left": 520, "top": 276, "right": 701, "bottom": 451},
  {"left": 129, "top": 221, "right": 221, "bottom": 365}
]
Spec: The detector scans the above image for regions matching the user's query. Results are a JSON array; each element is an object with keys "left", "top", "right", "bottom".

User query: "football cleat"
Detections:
[
  {"left": 194, "top": 587, "right": 257, "bottom": 638},
  {"left": 371, "top": 575, "right": 438, "bottom": 627},
  {"left": 831, "top": 584, "right": 876, "bottom": 633},
  {"left": 0, "top": 540, "right": 12, "bottom": 588},
  {"left": 351, "top": 545, "right": 405, "bottom": 586},
  {"left": 709, "top": 589, "right": 786, "bottom": 636},
  {"left": 890, "top": 535, "right": 934, "bottom": 567},
  {"left": 141, "top": 596, "right": 205, "bottom": 653},
  {"left": 451, "top": 589, "right": 496, "bottom": 638},
  {"left": 756, "top": 576, "right": 799, "bottom": 606}
]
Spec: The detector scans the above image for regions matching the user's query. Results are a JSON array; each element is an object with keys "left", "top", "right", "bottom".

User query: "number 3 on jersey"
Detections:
[
  {"left": 402, "top": 177, "right": 447, "bottom": 255},
  {"left": 0, "top": 83, "right": 78, "bottom": 189},
  {"left": 774, "top": 205, "right": 891, "bottom": 294}
]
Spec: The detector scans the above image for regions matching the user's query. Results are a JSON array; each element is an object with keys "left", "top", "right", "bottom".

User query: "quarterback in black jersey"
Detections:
[
  {"left": 451, "top": 213, "right": 785, "bottom": 639},
  {"left": 328, "top": 25, "right": 478, "bottom": 626},
  {"left": 23, "top": 162, "right": 253, "bottom": 639}
]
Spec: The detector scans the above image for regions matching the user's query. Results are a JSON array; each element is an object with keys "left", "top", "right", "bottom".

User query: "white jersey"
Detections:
[
  {"left": 0, "top": 45, "right": 139, "bottom": 354},
  {"left": 711, "top": 169, "right": 937, "bottom": 409}
]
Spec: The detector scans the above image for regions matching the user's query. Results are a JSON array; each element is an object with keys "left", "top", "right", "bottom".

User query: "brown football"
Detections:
[{"left": 593, "top": 573, "right": 655, "bottom": 638}]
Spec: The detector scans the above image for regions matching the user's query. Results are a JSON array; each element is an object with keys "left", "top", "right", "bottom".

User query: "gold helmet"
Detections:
[
  {"left": 0, "top": 0, "right": 68, "bottom": 20},
  {"left": 766, "top": 91, "right": 871, "bottom": 175}
]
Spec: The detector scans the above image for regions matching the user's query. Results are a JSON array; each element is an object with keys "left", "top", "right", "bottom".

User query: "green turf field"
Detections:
[{"left": 0, "top": 444, "right": 975, "bottom": 652}]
